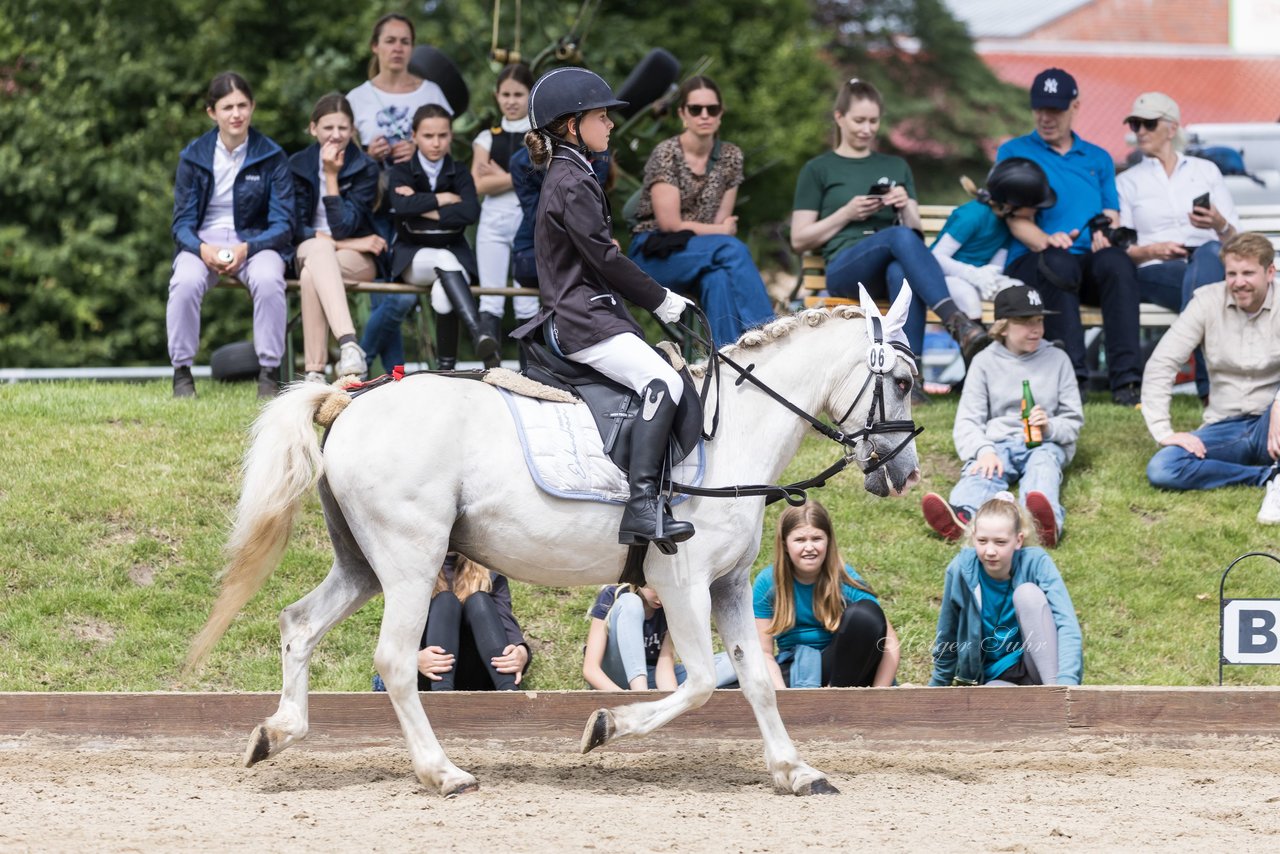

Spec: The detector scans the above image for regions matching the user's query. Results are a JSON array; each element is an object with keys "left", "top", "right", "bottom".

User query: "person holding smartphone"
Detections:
[
  {"left": 1117, "top": 92, "right": 1239, "bottom": 401},
  {"left": 791, "top": 78, "right": 991, "bottom": 384}
]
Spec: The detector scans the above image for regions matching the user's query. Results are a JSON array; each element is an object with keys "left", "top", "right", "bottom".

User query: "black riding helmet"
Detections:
[
  {"left": 528, "top": 67, "right": 628, "bottom": 157},
  {"left": 985, "top": 157, "right": 1056, "bottom": 210}
]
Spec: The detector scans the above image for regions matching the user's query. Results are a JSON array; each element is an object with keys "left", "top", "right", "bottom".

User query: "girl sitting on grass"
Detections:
[{"left": 930, "top": 494, "right": 1082, "bottom": 687}]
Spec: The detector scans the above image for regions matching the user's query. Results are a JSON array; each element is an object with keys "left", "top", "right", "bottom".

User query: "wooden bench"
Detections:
[
  {"left": 795, "top": 202, "right": 1280, "bottom": 328},
  {"left": 218, "top": 277, "right": 539, "bottom": 379}
]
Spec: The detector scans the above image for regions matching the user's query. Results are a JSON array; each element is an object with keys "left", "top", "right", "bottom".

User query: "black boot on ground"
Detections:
[
  {"left": 435, "top": 268, "right": 499, "bottom": 368},
  {"left": 173, "top": 366, "right": 196, "bottom": 398},
  {"left": 618, "top": 382, "right": 695, "bottom": 555},
  {"left": 435, "top": 312, "right": 459, "bottom": 371},
  {"left": 256, "top": 365, "right": 280, "bottom": 400},
  {"left": 479, "top": 311, "right": 503, "bottom": 367},
  {"left": 943, "top": 312, "right": 991, "bottom": 366}
]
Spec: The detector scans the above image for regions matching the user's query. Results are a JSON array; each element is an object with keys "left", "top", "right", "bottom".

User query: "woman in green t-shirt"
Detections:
[{"left": 790, "top": 78, "right": 990, "bottom": 375}]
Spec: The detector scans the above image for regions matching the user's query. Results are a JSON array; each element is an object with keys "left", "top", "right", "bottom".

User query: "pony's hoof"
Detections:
[
  {"left": 444, "top": 780, "right": 481, "bottom": 798},
  {"left": 580, "top": 708, "right": 615, "bottom": 754},
  {"left": 243, "top": 724, "right": 273, "bottom": 768},
  {"left": 798, "top": 777, "right": 840, "bottom": 796}
]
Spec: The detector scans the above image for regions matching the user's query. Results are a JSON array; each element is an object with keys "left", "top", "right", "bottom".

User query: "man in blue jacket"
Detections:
[{"left": 997, "top": 68, "right": 1143, "bottom": 407}]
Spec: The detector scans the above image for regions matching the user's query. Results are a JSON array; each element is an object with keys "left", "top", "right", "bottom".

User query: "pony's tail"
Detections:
[{"left": 184, "top": 382, "right": 352, "bottom": 676}]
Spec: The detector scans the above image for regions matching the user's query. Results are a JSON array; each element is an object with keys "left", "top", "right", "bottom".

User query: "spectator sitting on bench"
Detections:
[
  {"left": 627, "top": 76, "right": 775, "bottom": 349},
  {"left": 1141, "top": 233, "right": 1280, "bottom": 525},
  {"left": 930, "top": 158, "right": 1054, "bottom": 319},
  {"left": 346, "top": 13, "right": 453, "bottom": 374},
  {"left": 1117, "top": 91, "right": 1239, "bottom": 403},
  {"left": 998, "top": 68, "right": 1144, "bottom": 408},
  {"left": 922, "top": 286, "right": 1083, "bottom": 548},
  {"left": 472, "top": 63, "right": 535, "bottom": 354},
  {"left": 386, "top": 104, "right": 497, "bottom": 371},
  {"left": 168, "top": 71, "right": 293, "bottom": 400},
  {"left": 790, "top": 77, "right": 990, "bottom": 390},
  {"left": 289, "top": 93, "right": 385, "bottom": 383},
  {"left": 930, "top": 494, "right": 1083, "bottom": 687}
]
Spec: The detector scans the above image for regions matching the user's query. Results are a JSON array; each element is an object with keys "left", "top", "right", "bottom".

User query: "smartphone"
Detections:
[
  {"left": 867, "top": 180, "right": 896, "bottom": 196},
  {"left": 1192, "top": 192, "right": 1210, "bottom": 211}
]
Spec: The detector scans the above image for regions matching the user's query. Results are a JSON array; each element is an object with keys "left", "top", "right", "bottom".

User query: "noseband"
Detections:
[{"left": 664, "top": 309, "right": 923, "bottom": 506}]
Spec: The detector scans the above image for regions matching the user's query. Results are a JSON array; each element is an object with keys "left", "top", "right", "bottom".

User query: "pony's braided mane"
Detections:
[{"left": 687, "top": 305, "right": 865, "bottom": 378}]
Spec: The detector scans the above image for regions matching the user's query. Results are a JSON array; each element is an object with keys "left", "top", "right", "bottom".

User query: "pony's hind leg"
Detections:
[
  {"left": 581, "top": 579, "right": 718, "bottom": 752},
  {"left": 246, "top": 481, "right": 381, "bottom": 767},
  {"left": 708, "top": 570, "right": 837, "bottom": 795},
  {"left": 373, "top": 573, "right": 479, "bottom": 797}
]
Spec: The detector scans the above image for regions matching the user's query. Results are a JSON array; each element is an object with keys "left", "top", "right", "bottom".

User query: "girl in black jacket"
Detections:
[{"left": 511, "top": 68, "right": 695, "bottom": 554}]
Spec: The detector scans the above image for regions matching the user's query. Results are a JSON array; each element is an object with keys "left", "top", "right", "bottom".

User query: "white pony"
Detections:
[{"left": 187, "top": 291, "right": 921, "bottom": 797}]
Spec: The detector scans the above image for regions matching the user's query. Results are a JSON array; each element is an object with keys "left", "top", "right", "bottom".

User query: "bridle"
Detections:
[{"left": 664, "top": 307, "right": 923, "bottom": 506}]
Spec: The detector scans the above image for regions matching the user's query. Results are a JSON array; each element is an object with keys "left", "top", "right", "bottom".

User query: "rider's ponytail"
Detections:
[{"left": 525, "top": 116, "right": 572, "bottom": 169}]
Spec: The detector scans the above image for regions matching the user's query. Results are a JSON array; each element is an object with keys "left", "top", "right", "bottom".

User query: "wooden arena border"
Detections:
[{"left": 2, "top": 687, "right": 1278, "bottom": 747}]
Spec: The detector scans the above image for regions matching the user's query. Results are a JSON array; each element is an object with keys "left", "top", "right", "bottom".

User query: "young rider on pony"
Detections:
[{"left": 511, "top": 68, "right": 695, "bottom": 554}]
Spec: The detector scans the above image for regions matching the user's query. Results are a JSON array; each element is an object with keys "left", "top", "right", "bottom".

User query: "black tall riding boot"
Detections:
[
  {"left": 618, "top": 382, "right": 695, "bottom": 555},
  {"left": 435, "top": 268, "right": 499, "bottom": 368},
  {"left": 434, "top": 313, "right": 459, "bottom": 371}
]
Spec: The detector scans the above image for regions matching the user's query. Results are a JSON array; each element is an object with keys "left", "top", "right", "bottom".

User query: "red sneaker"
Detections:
[
  {"left": 922, "top": 492, "right": 969, "bottom": 542},
  {"left": 1025, "top": 491, "right": 1059, "bottom": 547}
]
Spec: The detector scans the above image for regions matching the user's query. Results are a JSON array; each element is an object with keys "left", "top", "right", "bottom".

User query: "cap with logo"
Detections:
[
  {"left": 1029, "top": 68, "right": 1078, "bottom": 111},
  {"left": 1125, "top": 92, "right": 1180, "bottom": 123},
  {"left": 994, "top": 286, "right": 1059, "bottom": 319}
]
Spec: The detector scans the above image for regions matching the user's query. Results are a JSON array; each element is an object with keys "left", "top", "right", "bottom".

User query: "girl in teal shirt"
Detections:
[{"left": 754, "top": 501, "right": 899, "bottom": 688}]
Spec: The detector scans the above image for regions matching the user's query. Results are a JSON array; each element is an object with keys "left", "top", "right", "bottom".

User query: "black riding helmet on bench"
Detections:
[{"left": 528, "top": 67, "right": 629, "bottom": 158}]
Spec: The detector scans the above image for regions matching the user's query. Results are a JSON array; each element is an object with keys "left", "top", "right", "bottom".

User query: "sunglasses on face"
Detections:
[
  {"left": 1126, "top": 117, "right": 1160, "bottom": 133},
  {"left": 684, "top": 103, "right": 722, "bottom": 117}
]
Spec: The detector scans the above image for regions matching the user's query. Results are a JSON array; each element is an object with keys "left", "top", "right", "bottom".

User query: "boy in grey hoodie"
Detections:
[{"left": 922, "top": 286, "right": 1084, "bottom": 545}]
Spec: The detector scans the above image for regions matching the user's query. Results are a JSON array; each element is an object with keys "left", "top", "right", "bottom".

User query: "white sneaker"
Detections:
[
  {"left": 1258, "top": 476, "right": 1280, "bottom": 525},
  {"left": 305, "top": 371, "right": 327, "bottom": 384},
  {"left": 335, "top": 341, "right": 367, "bottom": 378}
]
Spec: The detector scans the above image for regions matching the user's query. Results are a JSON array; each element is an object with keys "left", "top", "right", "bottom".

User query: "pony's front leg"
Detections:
[
  {"left": 709, "top": 571, "right": 838, "bottom": 796},
  {"left": 373, "top": 579, "right": 478, "bottom": 797},
  {"left": 245, "top": 556, "right": 379, "bottom": 767},
  {"left": 582, "top": 580, "right": 717, "bottom": 752}
]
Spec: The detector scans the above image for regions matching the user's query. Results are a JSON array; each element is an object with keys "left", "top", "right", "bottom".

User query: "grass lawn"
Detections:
[{"left": 2, "top": 379, "right": 1278, "bottom": 692}]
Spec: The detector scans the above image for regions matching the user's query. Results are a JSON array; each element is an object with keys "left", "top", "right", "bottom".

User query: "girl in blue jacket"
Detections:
[
  {"left": 290, "top": 92, "right": 385, "bottom": 382},
  {"left": 168, "top": 72, "right": 294, "bottom": 399},
  {"left": 930, "top": 494, "right": 1083, "bottom": 687}
]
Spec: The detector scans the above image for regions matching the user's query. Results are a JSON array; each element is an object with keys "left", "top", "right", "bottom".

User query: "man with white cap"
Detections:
[
  {"left": 997, "top": 68, "right": 1144, "bottom": 408},
  {"left": 1117, "top": 91, "right": 1239, "bottom": 402}
]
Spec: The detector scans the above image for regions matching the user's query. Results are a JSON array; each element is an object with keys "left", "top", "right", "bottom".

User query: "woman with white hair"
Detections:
[{"left": 1117, "top": 92, "right": 1239, "bottom": 314}]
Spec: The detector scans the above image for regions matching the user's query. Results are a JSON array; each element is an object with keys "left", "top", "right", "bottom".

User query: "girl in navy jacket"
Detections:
[
  {"left": 289, "top": 93, "right": 385, "bottom": 382},
  {"left": 930, "top": 494, "right": 1083, "bottom": 687},
  {"left": 168, "top": 71, "right": 293, "bottom": 399}
]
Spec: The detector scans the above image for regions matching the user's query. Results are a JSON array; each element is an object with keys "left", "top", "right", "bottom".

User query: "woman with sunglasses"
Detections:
[
  {"left": 791, "top": 78, "right": 990, "bottom": 379},
  {"left": 1117, "top": 92, "right": 1238, "bottom": 400},
  {"left": 627, "top": 76, "right": 774, "bottom": 348}
]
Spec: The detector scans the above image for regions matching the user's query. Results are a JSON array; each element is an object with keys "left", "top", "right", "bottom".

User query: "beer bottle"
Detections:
[{"left": 1021, "top": 380, "right": 1042, "bottom": 448}]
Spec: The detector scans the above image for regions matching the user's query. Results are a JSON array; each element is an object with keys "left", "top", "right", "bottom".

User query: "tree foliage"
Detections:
[{"left": 1, "top": 0, "right": 1000, "bottom": 367}]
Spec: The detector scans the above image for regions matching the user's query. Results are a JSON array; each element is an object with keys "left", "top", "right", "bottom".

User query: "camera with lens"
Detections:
[{"left": 1086, "top": 213, "right": 1136, "bottom": 250}]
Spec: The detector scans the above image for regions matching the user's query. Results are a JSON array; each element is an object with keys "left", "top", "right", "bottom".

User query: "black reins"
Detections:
[{"left": 661, "top": 307, "right": 924, "bottom": 506}]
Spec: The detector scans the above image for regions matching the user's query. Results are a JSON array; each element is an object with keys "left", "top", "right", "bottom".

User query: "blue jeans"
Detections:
[
  {"left": 600, "top": 591, "right": 737, "bottom": 689},
  {"left": 1137, "top": 242, "right": 1222, "bottom": 399},
  {"left": 360, "top": 292, "right": 419, "bottom": 372},
  {"left": 629, "top": 233, "right": 775, "bottom": 349},
  {"left": 1147, "top": 412, "right": 1275, "bottom": 491},
  {"left": 950, "top": 440, "right": 1070, "bottom": 534},
  {"left": 825, "top": 226, "right": 951, "bottom": 356}
]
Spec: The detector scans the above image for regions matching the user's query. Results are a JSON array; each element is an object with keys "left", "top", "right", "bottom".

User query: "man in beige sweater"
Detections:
[{"left": 1141, "top": 233, "right": 1280, "bottom": 524}]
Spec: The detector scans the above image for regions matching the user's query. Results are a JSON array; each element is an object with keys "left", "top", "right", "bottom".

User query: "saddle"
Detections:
[{"left": 519, "top": 329, "right": 703, "bottom": 473}]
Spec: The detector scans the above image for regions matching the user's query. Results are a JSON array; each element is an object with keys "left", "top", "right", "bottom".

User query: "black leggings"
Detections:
[
  {"left": 821, "top": 600, "right": 888, "bottom": 688},
  {"left": 419, "top": 591, "right": 518, "bottom": 691}
]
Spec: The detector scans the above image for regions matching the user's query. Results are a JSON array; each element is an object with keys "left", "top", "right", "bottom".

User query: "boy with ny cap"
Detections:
[
  {"left": 996, "top": 68, "right": 1144, "bottom": 408},
  {"left": 923, "top": 285, "right": 1085, "bottom": 547}
]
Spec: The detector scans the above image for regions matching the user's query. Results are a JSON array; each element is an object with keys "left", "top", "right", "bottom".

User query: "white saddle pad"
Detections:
[{"left": 497, "top": 388, "right": 704, "bottom": 505}]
